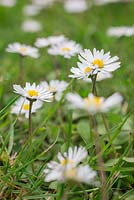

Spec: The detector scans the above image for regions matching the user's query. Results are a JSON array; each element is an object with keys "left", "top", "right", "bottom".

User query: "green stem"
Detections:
[
  {"left": 57, "top": 183, "right": 65, "bottom": 200},
  {"left": 19, "top": 55, "right": 24, "bottom": 84},
  {"left": 90, "top": 74, "right": 108, "bottom": 200},
  {"left": 28, "top": 100, "right": 33, "bottom": 136}
]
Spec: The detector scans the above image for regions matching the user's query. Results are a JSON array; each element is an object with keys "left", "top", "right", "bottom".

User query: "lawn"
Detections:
[{"left": 0, "top": 0, "right": 134, "bottom": 200}]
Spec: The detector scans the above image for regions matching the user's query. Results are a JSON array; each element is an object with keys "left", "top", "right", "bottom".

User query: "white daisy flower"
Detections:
[
  {"left": 32, "top": 0, "right": 54, "bottom": 8},
  {"left": 48, "top": 40, "right": 82, "bottom": 59},
  {"left": 107, "top": 26, "right": 134, "bottom": 37},
  {"left": 0, "top": 0, "right": 16, "bottom": 7},
  {"left": 72, "top": 48, "right": 120, "bottom": 76},
  {"left": 66, "top": 93, "right": 123, "bottom": 114},
  {"left": 13, "top": 82, "right": 53, "bottom": 102},
  {"left": 35, "top": 35, "right": 66, "bottom": 48},
  {"left": 84, "top": 72, "right": 113, "bottom": 82},
  {"left": 23, "top": 5, "right": 41, "bottom": 16},
  {"left": 6, "top": 43, "right": 39, "bottom": 58},
  {"left": 64, "top": 0, "right": 88, "bottom": 13},
  {"left": 95, "top": 0, "right": 132, "bottom": 5},
  {"left": 22, "top": 19, "right": 42, "bottom": 33},
  {"left": 44, "top": 146, "right": 96, "bottom": 184},
  {"left": 40, "top": 80, "right": 68, "bottom": 101},
  {"left": 11, "top": 97, "right": 43, "bottom": 118}
]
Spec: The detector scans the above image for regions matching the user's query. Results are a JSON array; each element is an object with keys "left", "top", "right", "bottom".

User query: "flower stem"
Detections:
[
  {"left": 91, "top": 116, "right": 108, "bottom": 200},
  {"left": 57, "top": 183, "right": 65, "bottom": 200},
  {"left": 28, "top": 100, "right": 33, "bottom": 136},
  {"left": 91, "top": 74, "right": 108, "bottom": 200},
  {"left": 19, "top": 55, "right": 24, "bottom": 84}
]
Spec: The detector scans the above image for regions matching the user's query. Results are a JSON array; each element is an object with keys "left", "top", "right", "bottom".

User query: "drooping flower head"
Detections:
[
  {"left": 44, "top": 146, "right": 96, "bottom": 184},
  {"left": 48, "top": 40, "right": 82, "bottom": 59},
  {"left": 66, "top": 92, "right": 123, "bottom": 114},
  {"left": 6, "top": 43, "right": 39, "bottom": 58},
  {"left": 40, "top": 80, "right": 68, "bottom": 101},
  {"left": 11, "top": 97, "right": 43, "bottom": 118},
  {"left": 69, "top": 48, "right": 120, "bottom": 80},
  {"left": 13, "top": 82, "right": 53, "bottom": 102}
]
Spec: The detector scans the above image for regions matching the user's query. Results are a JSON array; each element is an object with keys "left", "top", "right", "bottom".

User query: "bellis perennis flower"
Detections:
[
  {"left": 48, "top": 40, "right": 82, "bottom": 59},
  {"left": 69, "top": 48, "right": 120, "bottom": 80},
  {"left": 64, "top": 0, "right": 88, "bottom": 13},
  {"left": 44, "top": 146, "right": 96, "bottom": 184},
  {"left": 66, "top": 93, "right": 123, "bottom": 114},
  {"left": 35, "top": 35, "right": 66, "bottom": 48},
  {"left": 6, "top": 43, "right": 39, "bottom": 58},
  {"left": 40, "top": 80, "right": 68, "bottom": 101},
  {"left": 22, "top": 19, "right": 42, "bottom": 33},
  {"left": 13, "top": 82, "right": 53, "bottom": 102},
  {"left": 11, "top": 97, "right": 43, "bottom": 118}
]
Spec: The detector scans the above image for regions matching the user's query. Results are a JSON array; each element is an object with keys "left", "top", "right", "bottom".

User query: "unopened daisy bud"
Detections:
[
  {"left": 66, "top": 92, "right": 123, "bottom": 114},
  {"left": 6, "top": 42, "right": 39, "bottom": 58},
  {"left": 13, "top": 82, "right": 53, "bottom": 102}
]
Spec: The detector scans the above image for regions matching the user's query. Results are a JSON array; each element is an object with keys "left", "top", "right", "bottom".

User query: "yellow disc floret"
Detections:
[
  {"left": 61, "top": 159, "right": 67, "bottom": 166},
  {"left": 28, "top": 90, "right": 38, "bottom": 97},
  {"left": 65, "top": 168, "right": 77, "bottom": 179},
  {"left": 61, "top": 47, "right": 71, "bottom": 52},
  {"left": 92, "top": 59, "right": 104, "bottom": 68},
  {"left": 84, "top": 66, "right": 92, "bottom": 74},
  {"left": 84, "top": 96, "right": 101, "bottom": 107},
  {"left": 23, "top": 104, "right": 29, "bottom": 111},
  {"left": 20, "top": 47, "right": 27, "bottom": 53}
]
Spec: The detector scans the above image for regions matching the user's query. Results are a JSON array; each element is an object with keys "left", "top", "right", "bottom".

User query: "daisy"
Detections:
[
  {"left": 6, "top": 43, "right": 39, "bottom": 58},
  {"left": 70, "top": 48, "right": 120, "bottom": 78},
  {"left": 11, "top": 97, "right": 43, "bottom": 118},
  {"left": 23, "top": 5, "right": 41, "bottom": 16},
  {"left": 48, "top": 40, "right": 82, "bottom": 59},
  {"left": 64, "top": 0, "right": 88, "bottom": 13},
  {"left": 35, "top": 35, "right": 66, "bottom": 48},
  {"left": 44, "top": 146, "right": 96, "bottom": 184},
  {"left": 22, "top": 19, "right": 42, "bottom": 33},
  {"left": 107, "top": 26, "right": 134, "bottom": 37},
  {"left": 13, "top": 82, "right": 53, "bottom": 102},
  {"left": 40, "top": 80, "right": 68, "bottom": 101},
  {"left": 66, "top": 93, "right": 123, "bottom": 114},
  {"left": 0, "top": 0, "right": 16, "bottom": 7},
  {"left": 31, "top": 0, "right": 54, "bottom": 8},
  {"left": 84, "top": 72, "right": 113, "bottom": 82}
]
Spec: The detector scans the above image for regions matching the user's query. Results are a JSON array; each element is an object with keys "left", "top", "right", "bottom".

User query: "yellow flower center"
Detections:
[
  {"left": 65, "top": 168, "right": 76, "bottom": 178},
  {"left": 23, "top": 104, "right": 29, "bottom": 111},
  {"left": 48, "top": 86, "right": 57, "bottom": 92},
  {"left": 84, "top": 96, "right": 101, "bottom": 107},
  {"left": 20, "top": 47, "right": 27, "bottom": 53},
  {"left": 92, "top": 59, "right": 104, "bottom": 68},
  {"left": 84, "top": 66, "right": 92, "bottom": 73},
  {"left": 28, "top": 90, "right": 38, "bottom": 97},
  {"left": 61, "top": 159, "right": 67, "bottom": 166},
  {"left": 61, "top": 47, "right": 71, "bottom": 52}
]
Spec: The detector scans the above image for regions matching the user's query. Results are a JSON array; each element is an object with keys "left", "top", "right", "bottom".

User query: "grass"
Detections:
[{"left": 0, "top": 1, "right": 134, "bottom": 199}]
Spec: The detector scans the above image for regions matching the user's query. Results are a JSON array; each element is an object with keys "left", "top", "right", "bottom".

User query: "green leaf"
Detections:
[{"left": 77, "top": 120, "right": 90, "bottom": 144}]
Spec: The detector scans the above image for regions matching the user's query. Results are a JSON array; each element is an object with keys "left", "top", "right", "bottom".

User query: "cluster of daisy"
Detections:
[
  {"left": 11, "top": 80, "right": 68, "bottom": 118},
  {"left": 67, "top": 48, "right": 123, "bottom": 114},
  {"left": 44, "top": 146, "right": 97, "bottom": 185},
  {"left": 35, "top": 35, "right": 82, "bottom": 59}
]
